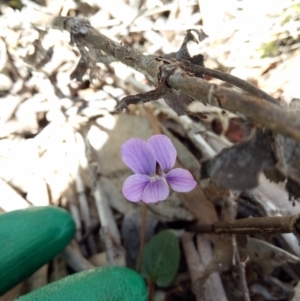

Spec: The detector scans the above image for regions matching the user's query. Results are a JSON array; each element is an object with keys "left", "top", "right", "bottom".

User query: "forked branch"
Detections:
[{"left": 51, "top": 17, "right": 300, "bottom": 142}]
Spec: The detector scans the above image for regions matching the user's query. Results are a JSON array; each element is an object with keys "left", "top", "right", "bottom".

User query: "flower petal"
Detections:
[
  {"left": 166, "top": 168, "right": 197, "bottom": 192},
  {"left": 142, "top": 177, "right": 169, "bottom": 203},
  {"left": 121, "top": 138, "right": 156, "bottom": 175},
  {"left": 147, "top": 135, "right": 176, "bottom": 171},
  {"left": 122, "top": 174, "right": 150, "bottom": 202}
]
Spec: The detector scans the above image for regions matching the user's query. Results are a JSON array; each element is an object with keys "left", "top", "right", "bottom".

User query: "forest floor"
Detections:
[{"left": 1, "top": 0, "right": 300, "bottom": 300}]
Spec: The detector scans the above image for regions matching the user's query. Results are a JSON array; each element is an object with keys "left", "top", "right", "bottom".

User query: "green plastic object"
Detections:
[
  {"left": 0, "top": 206, "right": 75, "bottom": 295},
  {"left": 18, "top": 266, "right": 148, "bottom": 301}
]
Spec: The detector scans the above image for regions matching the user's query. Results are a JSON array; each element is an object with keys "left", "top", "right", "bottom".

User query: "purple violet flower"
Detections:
[{"left": 121, "top": 134, "right": 197, "bottom": 204}]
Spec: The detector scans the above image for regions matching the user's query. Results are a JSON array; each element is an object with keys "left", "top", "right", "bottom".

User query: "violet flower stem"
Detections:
[
  {"left": 137, "top": 202, "right": 147, "bottom": 272},
  {"left": 148, "top": 279, "right": 155, "bottom": 301}
]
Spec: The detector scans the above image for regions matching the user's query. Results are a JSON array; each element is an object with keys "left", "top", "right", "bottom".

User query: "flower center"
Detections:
[
  {"left": 149, "top": 162, "right": 165, "bottom": 180},
  {"left": 149, "top": 174, "right": 162, "bottom": 182},
  {"left": 155, "top": 162, "right": 163, "bottom": 176}
]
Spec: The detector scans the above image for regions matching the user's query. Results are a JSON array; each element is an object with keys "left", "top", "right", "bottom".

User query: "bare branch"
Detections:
[
  {"left": 167, "top": 68, "right": 300, "bottom": 142},
  {"left": 188, "top": 214, "right": 300, "bottom": 238},
  {"left": 182, "top": 63, "right": 278, "bottom": 105},
  {"left": 52, "top": 17, "right": 300, "bottom": 142}
]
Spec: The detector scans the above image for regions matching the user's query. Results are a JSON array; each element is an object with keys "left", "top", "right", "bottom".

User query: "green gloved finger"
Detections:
[
  {"left": 0, "top": 206, "right": 75, "bottom": 295},
  {"left": 17, "top": 266, "right": 148, "bottom": 301}
]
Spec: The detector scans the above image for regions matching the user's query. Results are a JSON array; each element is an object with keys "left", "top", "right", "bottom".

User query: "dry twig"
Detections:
[
  {"left": 86, "top": 141, "right": 116, "bottom": 266},
  {"left": 181, "top": 232, "right": 206, "bottom": 301},
  {"left": 182, "top": 64, "right": 278, "bottom": 104},
  {"left": 196, "top": 234, "right": 228, "bottom": 301},
  {"left": 189, "top": 214, "right": 300, "bottom": 237},
  {"left": 222, "top": 195, "right": 251, "bottom": 301},
  {"left": 61, "top": 245, "right": 95, "bottom": 272},
  {"left": 47, "top": 16, "right": 300, "bottom": 142}
]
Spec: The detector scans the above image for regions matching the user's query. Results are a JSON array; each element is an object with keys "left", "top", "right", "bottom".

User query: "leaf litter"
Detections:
[{"left": 1, "top": 0, "right": 300, "bottom": 300}]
